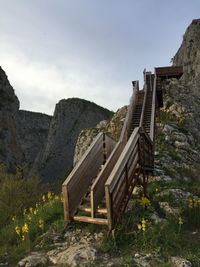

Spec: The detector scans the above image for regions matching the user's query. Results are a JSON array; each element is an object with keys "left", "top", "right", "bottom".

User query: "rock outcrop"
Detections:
[
  {"left": 29, "top": 98, "right": 112, "bottom": 182},
  {"left": 17, "top": 110, "right": 52, "bottom": 165},
  {"left": 173, "top": 19, "right": 200, "bottom": 88},
  {"left": 154, "top": 19, "right": 200, "bottom": 181},
  {"left": 0, "top": 67, "right": 24, "bottom": 170},
  {"left": 73, "top": 106, "right": 127, "bottom": 165}
]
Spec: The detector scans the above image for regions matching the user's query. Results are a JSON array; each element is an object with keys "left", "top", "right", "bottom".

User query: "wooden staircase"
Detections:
[{"left": 62, "top": 67, "right": 183, "bottom": 230}]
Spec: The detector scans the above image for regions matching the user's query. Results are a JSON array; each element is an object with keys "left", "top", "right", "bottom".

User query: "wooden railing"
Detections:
[
  {"left": 150, "top": 70, "right": 157, "bottom": 142},
  {"left": 139, "top": 128, "right": 153, "bottom": 171},
  {"left": 139, "top": 72, "right": 148, "bottom": 127},
  {"left": 90, "top": 81, "right": 139, "bottom": 217},
  {"left": 120, "top": 80, "right": 139, "bottom": 143},
  {"left": 105, "top": 127, "right": 141, "bottom": 230},
  {"left": 90, "top": 141, "right": 123, "bottom": 217},
  {"left": 62, "top": 133, "right": 115, "bottom": 223}
]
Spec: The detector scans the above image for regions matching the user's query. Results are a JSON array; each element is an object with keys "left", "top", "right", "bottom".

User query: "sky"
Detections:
[{"left": 0, "top": 0, "right": 200, "bottom": 115}]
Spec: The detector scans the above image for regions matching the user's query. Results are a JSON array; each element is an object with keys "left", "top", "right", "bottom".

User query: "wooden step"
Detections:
[
  {"left": 73, "top": 216, "right": 108, "bottom": 225},
  {"left": 78, "top": 206, "right": 108, "bottom": 215}
]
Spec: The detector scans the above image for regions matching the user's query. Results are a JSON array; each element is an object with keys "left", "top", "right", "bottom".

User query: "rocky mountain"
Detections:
[
  {"left": 0, "top": 67, "right": 24, "bottom": 170},
  {"left": 30, "top": 98, "right": 112, "bottom": 183},
  {"left": 0, "top": 67, "right": 113, "bottom": 182}
]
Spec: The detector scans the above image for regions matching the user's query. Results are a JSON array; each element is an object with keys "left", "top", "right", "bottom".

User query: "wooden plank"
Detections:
[
  {"left": 105, "top": 127, "right": 140, "bottom": 193},
  {"left": 150, "top": 70, "right": 157, "bottom": 142},
  {"left": 112, "top": 153, "right": 138, "bottom": 204},
  {"left": 120, "top": 80, "right": 139, "bottom": 142},
  {"left": 63, "top": 133, "right": 103, "bottom": 186},
  {"left": 91, "top": 141, "right": 124, "bottom": 217},
  {"left": 105, "top": 135, "right": 116, "bottom": 157},
  {"left": 155, "top": 66, "right": 183, "bottom": 78},
  {"left": 73, "top": 216, "right": 108, "bottom": 225},
  {"left": 78, "top": 206, "right": 107, "bottom": 215},
  {"left": 139, "top": 71, "right": 149, "bottom": 127},
  {"left": 62, "top": 185, "right": 70, "bottom": 224},
  {"left": 105, "top": 185, "right": 113, "bottom": 230},
  {"left": 62, "top": 133, "right": 104, "bottom": 218},
  {"left": 112, "top": 148, "right": 138, "bottom": 202}
]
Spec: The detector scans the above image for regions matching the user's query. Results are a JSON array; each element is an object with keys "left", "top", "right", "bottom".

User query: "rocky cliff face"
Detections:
[
  {"left": 0, "top": 67, "right": 112, "bottom": 182},
  {"left": 17, "top": 110, "right": 52, "bottom": 165},
  {"left": 154, "top": 19, "right": 200, "bottom": 181},
  {"left": 31, "top": 98, "right": 112, "bottom": 183},
  {"left": 173, "top": 19, "right": 200, "bottom": 89},
  {"left": 0, "top": 67, "right": 24, "bottom": 169}
]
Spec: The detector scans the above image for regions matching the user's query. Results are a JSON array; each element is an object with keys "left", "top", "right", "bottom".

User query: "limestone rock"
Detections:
[
  {"left": 17, "top": 252, "right": 48, "bottom": 267},
  {"left": 47, "top": 243, "right": 97, "bottom": 266},
  {"left": 171, "top": 256, "right": 192, "bottom": 267},
  {"left": 159, "top": 202, "right": 181, "bottom": 216},
  {"left": 73, "top": 106, "right": 127, "bottom": 165}
]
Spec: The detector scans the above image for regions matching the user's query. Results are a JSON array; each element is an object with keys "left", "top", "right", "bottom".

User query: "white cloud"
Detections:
[{"left": 0, "top": 48, "right": 130, "bottom": 115}]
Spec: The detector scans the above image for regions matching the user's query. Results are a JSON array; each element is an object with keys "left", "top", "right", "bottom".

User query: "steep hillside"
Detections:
[{"left": 155, "top": 19, "right": 200, "bottom": 181}]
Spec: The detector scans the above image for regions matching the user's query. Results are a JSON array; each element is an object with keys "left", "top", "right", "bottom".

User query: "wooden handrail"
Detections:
[
  {"left": 120, "top": 81, "right": 139, "bottom": 143},
  {"left": 105, "top": 127, "right": 140, "bottom": 229},
  {"left": 62, "top": 133, "right": 104, "bottom": 222},
  {"left": 105, "top": 127, "right": 140, "bottom": 193},
  {"left": 90, "top": 141, "right": 123, "bottom": 217},
  {"left": 150, "top": 70, "right": 157, "bottom": 141},
  {"left": 139, "top": 127, "right": 153, "bottom": 146},
  {"left": 139, "top": 71, "right": 148, "bottom": 127}
]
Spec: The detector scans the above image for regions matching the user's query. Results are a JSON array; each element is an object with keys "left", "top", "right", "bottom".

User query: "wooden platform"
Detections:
[{"left": 155, "top": 66, "right": 183, "bottom": 79}]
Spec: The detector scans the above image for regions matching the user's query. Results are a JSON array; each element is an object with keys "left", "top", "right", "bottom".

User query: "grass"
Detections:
[
  {"left": 0, "top": 192, "right": 64, "bottom": 266},
  {"left": 99, "top": 179, "right": 200, "bottom": 267}
]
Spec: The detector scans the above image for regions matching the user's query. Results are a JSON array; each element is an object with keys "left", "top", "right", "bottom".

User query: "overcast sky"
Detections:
[{"left": 0, "top": 0, "right": 199, "bottom": 115}]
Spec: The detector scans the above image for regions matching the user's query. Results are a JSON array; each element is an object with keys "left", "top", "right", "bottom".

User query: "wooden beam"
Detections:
[{"left": 73, "top": 216, "right": 108, "bottom": 225}]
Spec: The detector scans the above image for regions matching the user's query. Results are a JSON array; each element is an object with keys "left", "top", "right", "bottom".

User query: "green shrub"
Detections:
[{"left": 0, "top": 173, "right": 41, "bottom": 227}]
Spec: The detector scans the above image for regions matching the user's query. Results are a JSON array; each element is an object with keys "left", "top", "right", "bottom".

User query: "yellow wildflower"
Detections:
[
  {"left": 188, "top": 198, "right": 193, "bottom": 208},
  {"left": 178, "top": 217, "right": 184, "bottom": 225},
  {"left": 33, "top": 209, "right": 38, "bottom": 215},
  {"left": 47, "top": 191, "right": 53, "bottom": 200},
  {"left": 39, "top": 219, "right": 45, "bottom": 230},
  {"left": 21, "top": 235, "right": 25, "bottom": 241},
  {"left": 139, "top": 197, "right": 151, "bottom": 207},
  {"left": 15, "top": 226, "right": 20, "bottom": 236},
  {"left": 138, "top": 218, "right": 147, "bottom": 232},
  {"left": 22, "top": 223, "right": 29, "bottom": 234},
  {"left": 27, "top": 214, "right": 32, "bottom": 221},
  {"left": 193, "top": 199, "right": 198, "bottom": 208}
]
